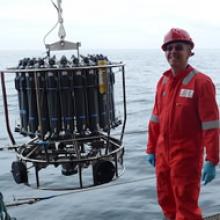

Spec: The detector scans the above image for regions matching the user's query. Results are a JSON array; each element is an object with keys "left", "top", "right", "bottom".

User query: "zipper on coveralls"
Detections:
[{"left": 166, "top": 78, "right": 180, "bottom": 162}]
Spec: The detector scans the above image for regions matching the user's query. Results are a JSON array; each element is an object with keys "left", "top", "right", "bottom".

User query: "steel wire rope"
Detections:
[
  {"left": 43, "top": 0, "right": 59, "bottom": 47},
  {"left": 6, "top": 173, "right": 155, "bottom": 208}
]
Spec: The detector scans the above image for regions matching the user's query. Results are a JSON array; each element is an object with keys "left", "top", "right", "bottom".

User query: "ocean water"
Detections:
[{"left": 0, "top": 49, "right": 220, "bottom": 220}]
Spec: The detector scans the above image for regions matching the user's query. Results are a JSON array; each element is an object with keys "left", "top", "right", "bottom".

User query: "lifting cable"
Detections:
[{"left": 43, "top": 0, "right": 66, "bottom": 47}]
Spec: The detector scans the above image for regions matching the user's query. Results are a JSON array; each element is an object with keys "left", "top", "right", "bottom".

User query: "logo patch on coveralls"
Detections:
[{"left": 179, "top": 89, "right": 194, "bottom": 98}]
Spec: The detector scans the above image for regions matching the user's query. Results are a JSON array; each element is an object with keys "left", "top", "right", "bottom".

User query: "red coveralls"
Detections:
[{"left": 146, "top": 65, "right": 219, "bottom": 220}]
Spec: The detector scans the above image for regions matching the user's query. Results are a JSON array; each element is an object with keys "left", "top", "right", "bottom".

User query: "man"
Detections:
[{"left": 146, "top": 28, "right": 220, "bottom": 220}]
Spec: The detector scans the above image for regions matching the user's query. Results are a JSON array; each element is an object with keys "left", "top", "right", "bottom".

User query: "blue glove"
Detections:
[
  {"left": 147, "top": 154, "right": 156, "bottom": 167},
  {"left": 202, "top": 161, "right": 216, "bottom": 185}
]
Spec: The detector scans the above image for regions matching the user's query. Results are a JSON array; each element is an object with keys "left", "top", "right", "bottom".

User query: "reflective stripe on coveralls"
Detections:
[
  {"left": 202, "top": 120, "right": 220, "bottom": 130},
  {"left": 182, "top": 69, "right": 197, "bottom": 85},
  {"left": 162, "top": 76, "right": 168, "bottom": 85}
]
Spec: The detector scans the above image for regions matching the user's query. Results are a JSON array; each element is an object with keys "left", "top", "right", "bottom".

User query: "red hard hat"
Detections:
[{"left": 161, "top": 28, "right": 194, "bottom": 51}]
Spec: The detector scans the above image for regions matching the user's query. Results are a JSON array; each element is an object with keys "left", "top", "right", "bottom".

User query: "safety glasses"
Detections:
[{"left": 165, "top": 43, "right": 185, "bottom": 52}]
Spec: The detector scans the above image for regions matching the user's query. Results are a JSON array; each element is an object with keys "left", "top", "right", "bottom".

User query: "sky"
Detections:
[{"left": 1, "top": 0, "right": 220, "bottom": 50}]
